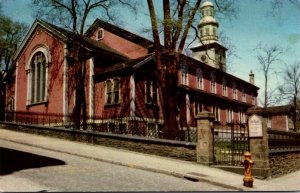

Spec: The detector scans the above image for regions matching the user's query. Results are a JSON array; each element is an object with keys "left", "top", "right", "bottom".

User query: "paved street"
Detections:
[
  {"left": 0, "top": 128, "right": 300, "bottom": 191},
  {"left": 0, "top": 139, "right": 235, "bottom": 192}
]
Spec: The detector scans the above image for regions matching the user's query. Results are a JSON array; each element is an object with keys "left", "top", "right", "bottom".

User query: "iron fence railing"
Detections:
[
  {"left": 3, "top": 111, "right": 197, "bottom": 142},
  {"left": 268, "top": 129, "right": 300, "bottom": 152},
  {"left": 213, "top": 121, "right": 249, "bottom": 166}
]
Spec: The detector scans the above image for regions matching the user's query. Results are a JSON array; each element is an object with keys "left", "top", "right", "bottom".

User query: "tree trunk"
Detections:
[{"left": 161, "top": 54, "right": 179, "bottom": 140}]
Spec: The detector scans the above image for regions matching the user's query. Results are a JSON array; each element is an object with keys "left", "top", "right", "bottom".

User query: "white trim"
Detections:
[
  {"left": 15, "top": 62, "right": 19, "bottom": 110},
  {"left": 26, "top": 46, "right": 50, "bottom": 105},
  {"left": 210, "top": 73, "right": 216, "bottom": 94},
  {"left": 197, "top": 68, "right": 203, "bottom": 90},
  {"left": 285, "top": 115, "right": 289, "bottom": 131},
  {"left": 63, "top": 44, "right": 69, "bottom": 118},
  {"left": 13, "top": 19, "right": 67, "bottom": 61},
  {"left": 130, "top": 75, "right": 135, "bottom": 117},
  {"left": 97, "top": 28, "right": 104, "bottom": 40},
  {"left": 181, "top": 64, "right": 189, "bottom": 85},
  {"left": 89, "top": 57, "right": 95, "bottom": 117},
  {"left": 186, "top": 94, "right": 191, "bottom": 125}
]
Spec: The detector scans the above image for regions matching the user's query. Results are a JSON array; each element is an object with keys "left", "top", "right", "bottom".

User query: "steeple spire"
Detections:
[
  {"left": 190, "top": 0, "right": 227, "bottom": 71},
  {"left": 198, "top": 0, "right": 219, "bottom": 44}
]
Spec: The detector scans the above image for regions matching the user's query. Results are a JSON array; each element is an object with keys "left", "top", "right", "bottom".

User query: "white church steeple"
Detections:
[
  {"left": 191, "top": 0, "right": 227, "bottom": 71},
  {"left": 199, "top": 0, "right": 219, "bottom": 44}
]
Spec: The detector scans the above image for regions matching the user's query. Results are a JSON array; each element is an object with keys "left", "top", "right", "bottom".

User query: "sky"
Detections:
[{"left": 1, "top": 0, "right": 300, "bottom": 106}]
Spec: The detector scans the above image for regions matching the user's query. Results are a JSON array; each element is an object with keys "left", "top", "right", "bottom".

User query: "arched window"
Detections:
[
  {"left": 205, "top": 28, "right": 209, "bottom": 36},
  {"left": 197, "top": 68, "right": 203, "bottom": 90},
  {"left": 113, "top": 78, "right": 120, "bottom": 104},
  {"left": 242, "top": 87, "right": 246, "bottom": 102},
  {"left": 181, "top": 64, "right": 188, "bottom": 85},
  {"left": 222, "top": 78, "right": 227, "bottom": 97},
  {"left": 7, "top": 97, "right": 14, "bottom": 111},
  {"left": 145, "top": 79, "right": 158, "bottom": 105},
  {"left": 97, "top": 28, "right": 104, "bottom": 40},
  {"left": 28, "top": 51, "right": 48, "bottom": 104},
  {"left": 210, "top": 73, "right": 216, "bottom": 93},
  {"left": 106, "top": 80, "right": 113, "bottom": 104},
  {"left": 232, "top": 81, "right": 237, "bottom": 100},
  {"left": 105, "top": 78, "right": 120, "bottom": 105}
]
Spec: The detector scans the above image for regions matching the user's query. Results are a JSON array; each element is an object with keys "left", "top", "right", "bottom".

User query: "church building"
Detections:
[{"left": 5, "top": 0, "right": 259, "bottom": 138}]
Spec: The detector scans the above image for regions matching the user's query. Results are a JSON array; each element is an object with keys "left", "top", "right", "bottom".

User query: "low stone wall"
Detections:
[
  {"left": 269, "top": 152, "right": 300, "bottom": 178},
  {"left": 0, "top": 123, "right": 196, "bottom": 162}
]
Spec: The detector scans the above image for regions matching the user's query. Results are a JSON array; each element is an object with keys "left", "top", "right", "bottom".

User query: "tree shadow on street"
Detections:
[{"left": 0, "top": 147, "right": 65, "bottom": 175}]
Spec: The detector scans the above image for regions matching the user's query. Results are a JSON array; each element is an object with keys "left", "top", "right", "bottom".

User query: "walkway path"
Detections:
[{"left": 0, "top": 128, "right": 299, "bottom": 191}]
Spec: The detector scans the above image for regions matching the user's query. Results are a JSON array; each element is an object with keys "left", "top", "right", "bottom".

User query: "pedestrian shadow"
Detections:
[{"left": 0, "top": 147, "right": 66, "bottom": 175}]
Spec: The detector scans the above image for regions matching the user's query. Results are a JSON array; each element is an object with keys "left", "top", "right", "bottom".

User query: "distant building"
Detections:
[
  {"left": 5, "top": 0, "right": 259, "bottom": 136},
  {"left": 247, "top": 105, "right": 295, "bottom": 131}
]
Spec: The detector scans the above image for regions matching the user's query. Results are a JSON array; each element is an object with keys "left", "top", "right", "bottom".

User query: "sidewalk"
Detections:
[{"left": 0, "top": 128, "right": 299, "bottom": 191}]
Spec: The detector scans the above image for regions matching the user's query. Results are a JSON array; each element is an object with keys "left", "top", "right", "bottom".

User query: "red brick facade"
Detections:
[{"left": 6, "top": 19, "right": 259, "bottom": 130}]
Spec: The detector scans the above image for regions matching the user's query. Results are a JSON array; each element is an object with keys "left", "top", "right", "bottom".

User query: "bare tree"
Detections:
[
  {"left": 31, "top": 0, "right": 138, "bottom": 129},
  {"left": 146, "top": 0, "right": 237, "bottom": 139},
  {"left": 254, "top": 42, "right": 288, "bottom": 108},
  {"left": 268, "top": 0, "right": 300, "bottom": 15},
  {"left": 278, "top": 61, "right": 300, "bottom": 131}
]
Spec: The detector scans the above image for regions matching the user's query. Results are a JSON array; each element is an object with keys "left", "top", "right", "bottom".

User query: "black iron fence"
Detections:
[
  {"left": 268, "top": 129, "right": 300, "bottom": 153},
  {"left": 3, "top": 111, "right": 197, "bottom": 142},
  {"left": 4, "top": 111, "right": 71, "bottom": 127},
  {"left": 213, "top": 121, "right": 249, "bottom": 166}
]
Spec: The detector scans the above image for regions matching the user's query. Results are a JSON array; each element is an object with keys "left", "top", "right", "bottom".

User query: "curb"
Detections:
[{"left": 1, "top": 137, "right": 244, "bottom": 191}]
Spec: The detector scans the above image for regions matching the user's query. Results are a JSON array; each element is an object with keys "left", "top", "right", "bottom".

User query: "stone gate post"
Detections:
[
  {"left": 248, "top": 114, "right": 271, "bottom": 178},
  {"left": 195, "top": 112, "right": 215, "bottom": 165}
]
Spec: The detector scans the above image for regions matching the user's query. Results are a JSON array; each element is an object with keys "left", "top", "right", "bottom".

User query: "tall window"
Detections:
[
  {"left": 197, "top": 68, "right": 203, "bottom": 90},
  {"left": 97, "top": 28, "right": 104, "bottom": 40},
  {"left": 210, "top": 73, "right": 216, "bottom": 93},
  {"left": 7, "top": 97, "right": 14, "bottom": 111},
  {"left": 105, "top": 78, "right": 120, "bottom": 105},
  {"left": 205, "top": 28, "right": 209, "bottom": 36},
  {"left": 226, "top": 108, "right": 233, "bottom": 123},
  {"left": 29, "top": 51, "right": 48, "bottom": 104},
  {"left": 252, "top": 92, "right": 256, "bottom": 105},
  {"left": 232, "top": 81, "right": 237, "bottom": 100},
  {"left": 242, "top": 87, "right": 246, "bottom": 102},
  {"left": 222, "top": 78, "right": 227, "bottom": 97},
  {"left": 145, "top": 79, "right": 158, "bottom": 105},
  {"left": 195, "top": 100, "right": 203, "bottom": 115},
  {"left": 238, "top": 107, "right": 246, "bottom": 123},
  {"left": 181, "top": 64, "right": 188, "bottom": 85},
  {"left": 213, "top": 104, "right": 220, "bottom": 121}
]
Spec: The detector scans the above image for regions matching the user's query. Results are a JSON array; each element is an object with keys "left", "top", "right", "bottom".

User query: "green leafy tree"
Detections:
[{"left": 0, "top": 11, "right": 29, "bottom": 119}]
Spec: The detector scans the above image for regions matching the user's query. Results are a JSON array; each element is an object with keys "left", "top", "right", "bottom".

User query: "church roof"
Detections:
[
  {"left": 247, "top": 105, "right": 295, "bottom": 115},
  {"left": 93, "top": 54, "right": 155, "bottom": 80},
  {"left": 201, "top": 0, "right": 214, "bottom": 8},
  {"left": 85, "top": 18, "right": 153, "bottom": 48},
  {"left": 13, "top": 19, "right": 127, "bottom": 61}
]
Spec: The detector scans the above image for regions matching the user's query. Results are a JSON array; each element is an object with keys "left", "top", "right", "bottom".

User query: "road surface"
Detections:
[{"left": 0, "top": 139, "right": 235, "bottom": 192}]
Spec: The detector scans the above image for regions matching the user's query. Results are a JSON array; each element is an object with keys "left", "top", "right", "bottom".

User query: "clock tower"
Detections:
[{"left": 191, "top": 0, "right": 227, "bottom": 71}]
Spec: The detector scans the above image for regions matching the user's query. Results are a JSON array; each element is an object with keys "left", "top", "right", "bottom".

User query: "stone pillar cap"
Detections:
[{"left": 195, "top": 111, "right": 215, "bottom": 121}]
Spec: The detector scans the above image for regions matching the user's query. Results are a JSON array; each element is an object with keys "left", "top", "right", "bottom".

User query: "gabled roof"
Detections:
[
  {"left": 180, "top": 54, "right": 260, "bottom": 90},
  {"left": 13, "top": 19, "right": 69, "bottom": 61},
  {"left": 247, "top": 105, "right": 294, "bottom": 115},
  {"left": 93, "top": 54, "right": 155, "bottom": 81},
  {"left": 85, "top": 18, "right": 153, "bottom": 48},
  {"left": 13, "top": 19, "right": 128, "bottom": 61}
]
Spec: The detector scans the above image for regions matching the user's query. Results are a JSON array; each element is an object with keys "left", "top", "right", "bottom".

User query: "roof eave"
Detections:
[{"left": 13, "top": 19, "right": 68, "bottom": 61}]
